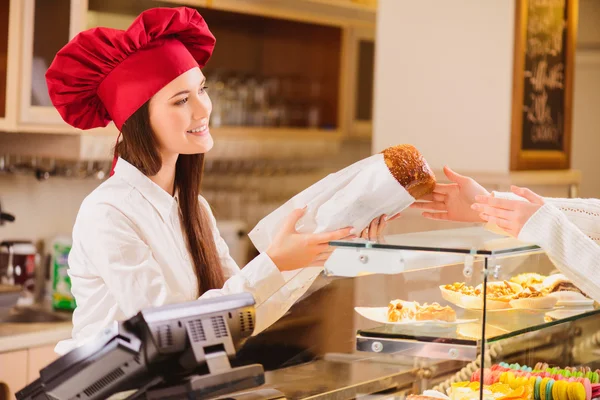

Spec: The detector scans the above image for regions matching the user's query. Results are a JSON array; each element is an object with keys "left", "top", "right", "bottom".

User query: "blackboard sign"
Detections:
[{"left": 511, "top": 0, "right": 576, "bottom": 170}]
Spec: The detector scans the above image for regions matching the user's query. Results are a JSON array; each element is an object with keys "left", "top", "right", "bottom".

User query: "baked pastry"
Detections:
[
  {"left": 511, "top": 286, "right": 544, "bottom": 299},
  {"left": 542, "top": 274, "right": 588, "bottom": 297},
  {"left": 443, "top": 281, "right": 520, "bottom": 301},
  {"left": 444, "top": 282, "right": 478, "bottom": 296},
  {"left": 510, "top": 273, "right": 546, "bottom": 288},
  {"left": 387, "top": 299, "right": 456, "bottom": 322},
  {"left": 381, "top": 144, "right": 436, "bottom": 199},
  {"left": 485, "top": 281, "right": 522, "bottom": 301}
]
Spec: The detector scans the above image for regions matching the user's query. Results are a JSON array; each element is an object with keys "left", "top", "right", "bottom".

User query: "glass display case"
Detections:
[{"left": 317, "top": 226, "right": 600, "bottom": 400}]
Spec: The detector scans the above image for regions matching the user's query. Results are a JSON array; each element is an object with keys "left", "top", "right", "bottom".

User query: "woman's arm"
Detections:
[
  {"left": 473, "top": 189, "right": 600, "bottom": 302},
  {"left": 517, "top": 203, "right": 600, "bottom": 303},
  {"left": 493, "top": 192, "right": 600, "bottom": 243},
  {"left": 198, "top": 196, "right": 323, "bottom": 335}
]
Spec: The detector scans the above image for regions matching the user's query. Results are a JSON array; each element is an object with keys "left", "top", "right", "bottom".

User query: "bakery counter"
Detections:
[
  {"left": 0, "top": 320, "right": 71, "bottom": 353},
  {"left": 205, "top": 356, "right": 424, "bottom": 400},
  {"left": 0, "top": 306, "right": 72, "bottom": 352},
  {"left": 0, "top": 314, "right": 71, "bottom": 399}
]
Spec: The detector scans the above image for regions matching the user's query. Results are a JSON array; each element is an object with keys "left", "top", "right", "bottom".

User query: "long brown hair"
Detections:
[{"left": 117, "top": 101, "right": 226, "bottom": 296}]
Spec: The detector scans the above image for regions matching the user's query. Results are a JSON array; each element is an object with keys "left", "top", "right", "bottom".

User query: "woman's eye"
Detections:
[
  {"left": 175, "top": 97, "right": 188, "bottom": 106},
  {"left": 199, "top": 86, "right": 208, "bottom": 94}
]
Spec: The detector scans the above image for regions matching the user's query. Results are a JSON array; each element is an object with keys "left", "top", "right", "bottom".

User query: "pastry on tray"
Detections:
[
  {"left": 443, "top": 282, "right": 479, "bottom": 297},
  {"left": 387, "top": 299, "right": 456, "bottom": 322},
  {"left": 541, "top": 274, "right": 589, "bottom": 297},
  {"left": 443, "top": 281, "right": 521, "bottom": 301},
  {"left": 510, "top": 286, "right": 545, "bottom": 299},
  {"left": 509, "top": 285, "right": 558, "bottom": 309},
  {"left": 509, "top": 273, "right": 546, "bottom": 288}
]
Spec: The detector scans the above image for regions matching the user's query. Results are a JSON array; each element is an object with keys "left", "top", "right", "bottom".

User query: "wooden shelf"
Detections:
[
  {"left": 158, "top": 0, "right": 376, "bottom": 28},
  {"left": 303, "top": 0, "right": 377, "bottom": 13},
  {"left": 211, "top": 126, "right": 342, "bottom": 141}
]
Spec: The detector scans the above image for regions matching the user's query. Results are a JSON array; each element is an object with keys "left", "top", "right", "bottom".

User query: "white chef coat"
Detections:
[{"left": 55, "top": 158, "right": 322, "bottom": 355}]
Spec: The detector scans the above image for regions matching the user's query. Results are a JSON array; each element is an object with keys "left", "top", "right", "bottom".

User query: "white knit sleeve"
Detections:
[
  {"left": 518, "top": 204, "right": 600, "bottom": 303},
  {"left": 493, "top": 193, "right": 600, "bottom": 244},
  {"left": 543, "top": 198, "right": 600, "bottom": 242}
]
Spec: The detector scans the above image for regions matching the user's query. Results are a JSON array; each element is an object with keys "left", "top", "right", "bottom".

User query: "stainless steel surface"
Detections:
[
  {"left": 356, "top": 335, "right": 478, "bottom": 362},
  {"left": 257, "top": 359, "right": 417, "bottom": 400}
]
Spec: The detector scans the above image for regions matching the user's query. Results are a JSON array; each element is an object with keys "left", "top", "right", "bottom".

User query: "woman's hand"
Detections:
[
  {"left": 360, "top": 213, "right": 401, "bottom": 241},
  {"left": 266, "top": 207, "right": 355, "bottom": 270},
  {"left": 409, "top": 166, "right": 490, "bottom": 223},
  {"left": 471, "top": 186, "right": 545, "bottom": 237}
]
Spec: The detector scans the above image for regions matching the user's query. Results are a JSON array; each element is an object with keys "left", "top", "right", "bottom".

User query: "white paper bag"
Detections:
[{"left": 249, "top": 153, "right": 415, "bottom": 252}]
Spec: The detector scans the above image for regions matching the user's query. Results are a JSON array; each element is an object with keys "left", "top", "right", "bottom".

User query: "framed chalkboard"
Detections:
[{"left": 510, "top": 0, "right": 577, "bottom": 170}]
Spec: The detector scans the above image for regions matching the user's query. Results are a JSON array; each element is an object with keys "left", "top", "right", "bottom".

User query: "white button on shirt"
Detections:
[{"left": 55, "top": 158, "right": 322, "bottom": 355}]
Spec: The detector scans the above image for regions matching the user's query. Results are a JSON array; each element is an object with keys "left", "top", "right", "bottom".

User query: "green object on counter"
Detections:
[{"left": 51, "top": 238, "right": 76, "bottom": 311}]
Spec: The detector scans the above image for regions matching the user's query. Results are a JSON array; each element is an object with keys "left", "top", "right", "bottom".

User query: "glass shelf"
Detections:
[
  {"left": 357, "top": 306, "right": 600, "bottom": 350},
  {"left": 330, "top": 226, "right": 541, "bottom": 257}
]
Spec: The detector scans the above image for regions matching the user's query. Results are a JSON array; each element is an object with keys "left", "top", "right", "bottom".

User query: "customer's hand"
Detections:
[
  {"left": 266, "top": 207, "right": 356, "bottom": 270},
  {"left": 410, "top": 166, "right": 490, "bottom": 223},
  {"left": 360, "top": 213, "right": 401, "bottom": 241},
  {"left": 472, "top": 186, "right": 545, "bottom": 237}
]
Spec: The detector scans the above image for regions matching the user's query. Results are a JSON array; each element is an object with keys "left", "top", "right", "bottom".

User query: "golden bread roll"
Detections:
[{"left": 381, "top": 144, "right": 436, "bottom": 199}]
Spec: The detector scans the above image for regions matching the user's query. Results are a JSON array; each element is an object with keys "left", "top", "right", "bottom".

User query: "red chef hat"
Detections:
[{"left": 45, "top": 6, "right": 216, "bottom": 131}]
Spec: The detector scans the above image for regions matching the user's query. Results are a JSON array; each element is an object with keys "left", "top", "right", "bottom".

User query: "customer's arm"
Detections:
[
  {"left": 516, "top": 203, "right": 600, "bottom": 303},
  {"left": 493, "top": 192, "right": 600, "bottom": 243}
]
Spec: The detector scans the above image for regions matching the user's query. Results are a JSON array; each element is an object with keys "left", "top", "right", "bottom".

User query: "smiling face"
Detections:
[{"left": 148, "top": 67, "right": 213, "bottom": 158}]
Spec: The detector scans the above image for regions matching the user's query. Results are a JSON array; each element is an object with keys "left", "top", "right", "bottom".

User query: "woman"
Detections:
[
  {"left": 411, "top": 166, "right": 600, "bottom": 303},
  {"left": 46, "top": 7, "right": 389, "bottom": 354}
]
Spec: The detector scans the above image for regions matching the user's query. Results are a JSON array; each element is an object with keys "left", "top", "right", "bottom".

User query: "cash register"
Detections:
[{"left": 16, "top": 293, "right": 285, "bottom": 400}]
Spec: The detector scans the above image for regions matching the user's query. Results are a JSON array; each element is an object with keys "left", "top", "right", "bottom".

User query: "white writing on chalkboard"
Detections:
[
  {"left": 527, "top": 91, "right": 552, "bottom": 125},
  {"left": 526, "top": 60, "right": 564, "bottom": 92},
  {"left": 531, "top": 119, "right": 561, "bottom": 144}
]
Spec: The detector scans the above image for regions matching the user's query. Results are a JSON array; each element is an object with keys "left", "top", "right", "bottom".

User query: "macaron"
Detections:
[
  {"left": 535, "top": 377, "right": 543, "bottom": 400},
  {"left": 567, "top": 382, "right": 586, "bottom": 400},
  {"left": 540, "top": 378, "right": 549, "bottom": 400},
  {"left": 557, "top": 380, "right": 569, "bottom": 400},
  {"left": 592, "top": 372, "right": 599, "bottom": 384},
  {"left": 545, "top": 379, "right": 554, "bottom": 400},
  {"left": 553, "top": 379, "right": 561, "bottom": 400},
  {"left": 583, "top": 378, "right": 592, "bottom": 400},
  {"left": 529, "top": 376, "right": 538, "bottom": 387}
]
